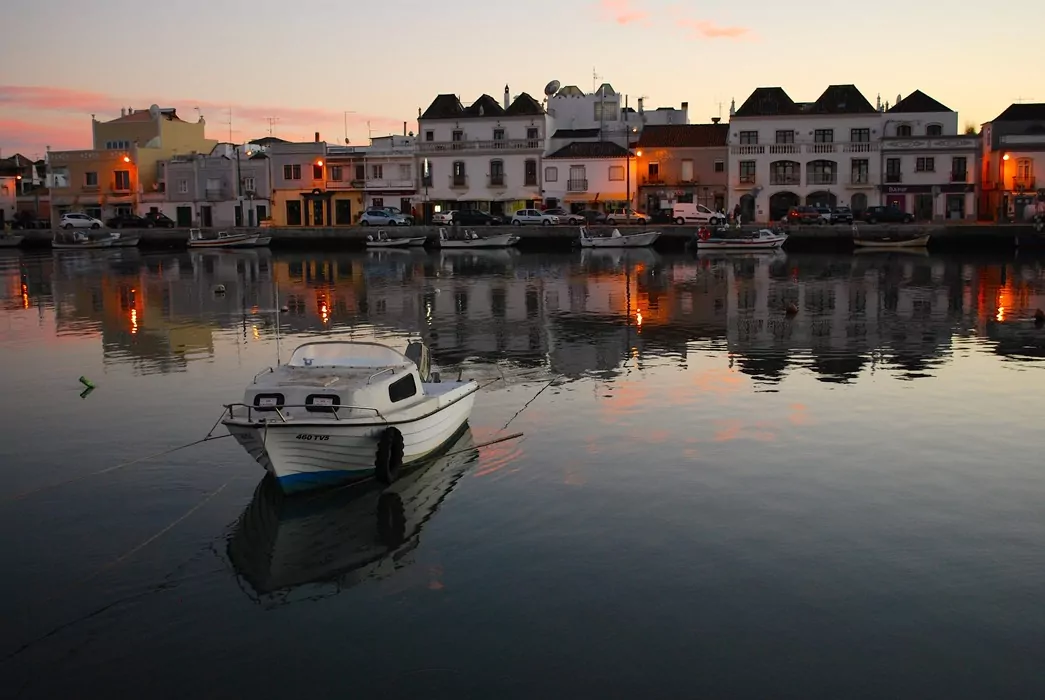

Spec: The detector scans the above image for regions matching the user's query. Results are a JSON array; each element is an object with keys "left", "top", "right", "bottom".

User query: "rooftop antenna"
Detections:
[
  {"left": 592, "top": 67, "right": 601, "bottom": 94},
  {"left": 264, "top": 116, "right": 280, "bottom": 136},
  {"left": 717, "top": 101, "right": 724, "bottom": 120},
  {"left": 194, "top": 106, "right": 201, "bottom": 121}
]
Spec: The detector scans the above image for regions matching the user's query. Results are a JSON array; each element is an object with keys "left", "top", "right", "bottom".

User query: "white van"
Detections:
[{"left": 673, "top": 203, "right": 724, "bottom": 226}]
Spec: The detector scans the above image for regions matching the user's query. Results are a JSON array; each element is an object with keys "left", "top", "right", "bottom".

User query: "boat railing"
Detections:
[
  {"left": 224, "top": 402, "right": 384, "bottom": 423},
  {"left": 366, "top": 367, "right": 397, "bottom": 385},
  {"left": 252, "top": 367, "right": 274, "bottom": 383}
]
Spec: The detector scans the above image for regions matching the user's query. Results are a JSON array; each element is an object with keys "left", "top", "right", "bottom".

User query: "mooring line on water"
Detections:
[
  {"left": 500, "top": 373, "right": 562, "bottom": 432},
  {"left": 6, "top": 413, "right": 231, "bottom": 504}
]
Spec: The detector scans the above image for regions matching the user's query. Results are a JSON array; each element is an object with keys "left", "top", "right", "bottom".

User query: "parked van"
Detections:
[{"left": 672, "top": 203, "right": 725, "bottom": 226}]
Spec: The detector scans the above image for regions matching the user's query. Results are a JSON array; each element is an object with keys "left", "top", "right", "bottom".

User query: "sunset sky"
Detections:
[{"left": 1, "top": 0, "right": 1034, "bottom": 159}]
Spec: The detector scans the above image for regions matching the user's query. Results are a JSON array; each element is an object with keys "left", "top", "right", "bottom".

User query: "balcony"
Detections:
[
  {"left": 769, "top": 174, "right": 801, "bottom": 186},
  {"left": 366, "top": 178, "right": 414, "bottom": 190},
  {"left": 449, "top": 174, "right": 469, "bottom": 189},
  {"left": 842, "top": 142, "right": 878, "bottom": 153},
  {"left": 641, "top": 176, "right": 664, "bottom": 185},
  {"left": 731, "top": 145, "right": 765, "bottom": 155},
  {"left": 325, "top": 179, "right": 355, "bottom": 190},
  {"left": 205, "top": 187, "right": 227, "bottom": 201},
  {"left": 806, "top": 143, "right": 837, "bottom": 154},
  {"left": 567, "top": 178, "right": 588, "bottom": 192},
  {"left": 807, "top": 173, "right": 838, "bottom": 185},
  {"left": 950, "top": 171, "right": 968, "bottom": 183},
  {"left": 1014, "top": 176, "right": 1037, "bottom": 190},
  {"left": 112, "top": 184, "right": 132, "bottom": 195},
  {"left": 849, "top": 173, "right": 873, "bottom": 188},
  {"left": 418, "top": 138, "right": 541, "bottom": 154},
  {"left": 885, "top": 173, "right": 903, "bottom": 184},
  {"left": 769, "top": 144, "right": 799, "bottom": 155},
  {"left": 488, "top": 174, "right": 506, "bottom": 188}
]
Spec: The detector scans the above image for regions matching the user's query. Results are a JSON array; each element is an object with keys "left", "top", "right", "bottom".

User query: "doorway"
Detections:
[
  {"left": 235, "top": 205, "right": 243, "bottom": 227},
  {"left": 946, "top": 194, "right": 965, "bottom": 220},
  {"left": 200, "top": 205, "right": 213, "bottom": 227},
  {"left": 176, "top": 206, "right": 192, "bottom": 227},
  {"left": 335, "top": 200, "right": 353, "bottom": 225},
  {"left": 914, "top": 194, "right": 933, "bottom": 220}
]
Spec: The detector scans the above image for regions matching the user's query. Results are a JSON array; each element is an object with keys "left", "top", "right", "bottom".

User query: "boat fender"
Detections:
[
  {"left": 366, "top": 234, "right": 373, "bottom": 241},
  {"left": 698, "top": 227, "right": 711, "bottom": 241},
  {"left": 375, "top": 427, "right": 405, "bottom": 484}
]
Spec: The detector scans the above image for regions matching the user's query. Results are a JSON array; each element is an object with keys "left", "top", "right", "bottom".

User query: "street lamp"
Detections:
[{"left": 1001, "top": 153, "right": 1011, "bottom": 222}]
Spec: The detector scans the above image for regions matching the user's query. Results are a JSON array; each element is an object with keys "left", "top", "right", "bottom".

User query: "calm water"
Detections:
[{"left": 2, "top": 247, "right": 1044, "bottom": 698}]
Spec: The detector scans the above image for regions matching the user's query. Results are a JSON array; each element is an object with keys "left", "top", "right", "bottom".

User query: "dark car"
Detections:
[
  {"left": 106, "top": 213, "right": 148, "bottom": 228},
  {"left": 452, "top": 209, "right": 504, "bottom": 226},
  {"left": 144, "top": 212, "right": 176, "bottom": 228},
  {"left": 831, "top": 206, "right": 854, "bottom": 225},
  {"left": 863, "top": 206, "right": 914, "bottom": 224},
  {"left": 542, "top": 208, "right": 585, "bottom": 225},
  {"left": 649, "top": 209, "right": 674, "bottom": 225},
  {"left": 578, "top": 209, "right": 607, "bottom": 224},
  {"left": 786, "top": 205, "right": 821, "bottom": 224}
]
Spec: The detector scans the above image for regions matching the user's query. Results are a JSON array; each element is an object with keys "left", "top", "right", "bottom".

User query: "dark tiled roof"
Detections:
[
  {"left": 464, "top": 94, "right": 505, "bottom": 117},
  {"left": 734, "top": 87, "right": 798, "bottom": 117},
  {"left": 552, "top": 128, "right": 601, "bottom": 139},
  {"left": 547, "top": 141, "right": 630, "bottom": 159},
  {"left": 251, "top": 136, "right": 287, "bottom": 146},
  {"left": 420, "top": 94, "right": 465, "bottom": 120},
  {"left": 992, "top": 103, "right": 1045, "bottom": 122},
  {"left": 888, "top": 90, "right": 952, "bottom": 113},
  {"left": 812, "top": 85, "right": 876, "bottom": 114},
  {"left": 505, "top": 92, "right": 544, "bottom": 116},
  {"left": 636, "top": 124, "right": 728, "bottom": 148}
]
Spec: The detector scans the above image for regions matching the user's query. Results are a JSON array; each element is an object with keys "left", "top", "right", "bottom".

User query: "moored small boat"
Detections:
[
  {"left": 578, "top": 225, "right": 660, "bottom": 248},
  {"left": 222, "top": 339, "right": 479, "bottom": 494},
  {"left": 187, "top": 228, "right": 260, "bottom": 248},
  {"left": 52, "top": 231, "right": 115, "bottom": 249},
  {"left": 852, "top": 234, "right": 930, "bottom": 248},
  {"left": 694, "top": 226, "right": 787, "bottom": 250},
  {"left": 436, "top": 227, "right": 519, "bottom": 249},
  {"left": 107, "top": 231, "right": 141, "bottom": 247},
  {"left": 366, "top": 229, "right": 427, "bottom": 248},
  {"left": 0, "top": 234, "right": 24, "bottom": 248}
]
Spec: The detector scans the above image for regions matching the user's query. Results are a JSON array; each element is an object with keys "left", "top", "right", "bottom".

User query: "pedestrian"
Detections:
[{"left": 733, "top": 202, "right": 741, "bottom": 222}]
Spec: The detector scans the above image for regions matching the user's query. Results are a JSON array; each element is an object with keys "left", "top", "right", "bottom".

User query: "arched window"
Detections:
[
  {"left": 896, "top": 124, "right": 912, "bottom": 137},
  {"left": 926, "top": 124, "right": 943, "bottom": 136}
]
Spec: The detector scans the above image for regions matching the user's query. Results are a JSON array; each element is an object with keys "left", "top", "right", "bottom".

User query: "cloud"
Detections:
[
  {"left": 597, "top": 0, "right": 648, "bottom": 25},
  {"left": 678, "top": 17, "right": 751, "bottom": 39},
  {"left": 0, "top": 85, "right": 406, "bottom": 153}
]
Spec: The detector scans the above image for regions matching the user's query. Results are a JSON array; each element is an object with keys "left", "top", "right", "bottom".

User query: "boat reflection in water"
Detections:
[{"left": 226, "top": 427, "right": 479, "bottom": 607}]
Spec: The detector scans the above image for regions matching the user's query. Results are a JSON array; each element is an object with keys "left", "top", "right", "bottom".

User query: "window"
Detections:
[
  {"left": 544, "top": 166, "right": 558, "bottom": 182},
  {"left": 452, "top": 161, "right": 466, "bottom": 187},
  {"left": 594, "top": 100, "right": 618, "bottom": 122},
  {"left": 851, "top": 159, "right": 869, "bottom": 184},
  {"left": 681, "top": 159, "right": 694, "bottom": 182},
  {"left": 608, "top": 165, "right": 624, "bottom": 181},
  {"left": 647, "top": 162, "right": 660, "bottom": 178},
  {"left": 714, "top": 160, "right": 724, "bottom": 173},
  {"left": 896, "top": 124, "right": 912, "bottom": 137},
  {"left": 114, "top": 170, "right": 130, "bottom": 190},
  {"left": 242, "top": 176, "right": 256, "bottom": 192},
  {"left": 926, "top": 124, "right": 943, "bottom": 137},
  {"left": 50, "top": 167, "right": 69, "bottom": 187},
  {"left": 950, "top": 157, "right": 967, "bottom": 181},
  {"left": 490, "top": 160, "right": 505, "bottom": 186},
  {"left": 850, "top": 128, "right": 870, "bottom": 142},
  {"left": 452, "top": 130, "right": 463, "bottom": 149},
  {"left": 355, "top": 164, "right": 365, "bottom": 181},
  {"left": 526, "top": 128, "right": 539, "bottom": 147},
  {"left": 104, "top": 140, "right": 130, "bottom": 150},
  {"left": 389, "top": 374, "right": 418, "bottom": 403},
  {"left": 283, "top": 164, "right": 301, "bottom": 180},
  {"left": 775, "top": 130, "right": 794, "bottom": 144},
  {"left": 425, "top": 131, "right": 434, "bottom": 142},
  {"left": 286, "top": 200, "right": 302, "bottom": 226},
  {"left": 421, "top": 161, "right": 433, "bottom": 187},
  {"left": 739, "top": 131, "right": 758, "bottom": 145},
  {"left": 178, "top": 179, "right": 188, "bottom": 194},
  {"left": 371, "top": 164, "right": 383, "bottom": 179},
  {"left": 739, "top": 160, "right": 756, "bottom": 183},
  {"left": 770, "top": 161, "right": 800, "bottom": 186},
  {"left": 807, "top": 160, "right": 836, "bottom": 185},
  {"left": 399, "top": 163, "right": 410, "bottom": 180},
  {"left": 493, "top": 128, "right": 505, "bottom": 145},
  {"left": 524, "top": 159, "right": 537, "bottom": 186},
  {"left": 814, "top": 129, "right": 834, "bottom": 143},
  {"left": 84, "top": 171, "right": 98, "bottom": 187},
  {"left": 372, "top": 197, "right": 384, "bottom": 208},
  {"left": 916, "top": 157, "right": 935, "bottom": 172},
  {"left": 330, "top": 165, "right": 343, "bottom": 181},
  {"left": 312, "top": 164, "right": 323, "bottom": 180},
  {"left": 886, "top": 158, "right": 901, "bottom": 183}
]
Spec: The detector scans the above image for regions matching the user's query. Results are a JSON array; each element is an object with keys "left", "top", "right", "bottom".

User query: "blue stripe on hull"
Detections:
[{"left": 277, "top": 468, "right": 372, "bottom": 494}]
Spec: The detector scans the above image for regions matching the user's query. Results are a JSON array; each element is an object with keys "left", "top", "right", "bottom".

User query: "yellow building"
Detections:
[
  {"left": 267, "top": 140, "right": 365, "bottom": 227},
  {"left": 48, "top": 106, "right": 216, "bottom": 225}
]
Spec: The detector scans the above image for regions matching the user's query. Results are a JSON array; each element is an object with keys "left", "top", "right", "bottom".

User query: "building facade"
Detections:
[
  {"left": 359, "top": 135, "right": 416, "bottom": 213},
  {"left": 879, "top": 91, "right": 978, "bottom": 220},
  {"left": 542, "top": 141, "right": 633, "bottom": 212},
  {"left": 416, "top": 87, "right": 548, "bottom": 218},
  {"left": 980, "top": 103, "right": 1045, "bottom": 222},
  {"left": 48, "top": 148, "right": 138, "bottom": 224},
  {"left": 267, "top": 139, "right": 337, "bottom": 227},
  {"left": 727, "top": 85, "right": 884, "bottom": 222},
  {"left": 634, "top": 123, "right": 729, "bottom": 214},
  {"left": 161, "top": 143, "right": 272, "bottom": 227}
]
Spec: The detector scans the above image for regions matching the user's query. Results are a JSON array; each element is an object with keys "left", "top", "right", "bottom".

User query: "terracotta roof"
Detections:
[
  {"left": 734, "top": 87, "right": 799, "bottom": 117},
  {"left": 636, "top": 124, "right": 728, "bottom": 148},
  {"left": 547, "top": 142, "right": 629, "bottom": 159},
  {"left": 505, "top": 92, "right": 544, "bottom": 116},
  {"left": 464, "top": 94, "right": 505, "bottom": 117},
  {"left": 811, "top": 85, "right": 876, "bottom": 114},
  {"left": 552, "top": 128, "right": 602, "bottom": 139},
  {"left": 888, "top": 90, "right": 952, "bottom": 114},
  {"left": 992, "top": 103, "right": 1045, "bottom": 122}
]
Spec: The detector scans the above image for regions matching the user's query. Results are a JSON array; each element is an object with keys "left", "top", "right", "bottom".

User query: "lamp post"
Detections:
[
  {"left": 626, "top": 148, "right": 642, "bottom": 222},
  {"left": 1001, "top": 153, "right": 1010, "bottom": 222}
]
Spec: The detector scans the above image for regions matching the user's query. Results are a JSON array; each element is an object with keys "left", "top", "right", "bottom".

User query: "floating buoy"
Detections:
[
  {"left": 78, "top": 376, "right": 95, "bottom": 389},
  {"left": 281, "top": 305, "right": 289, "bottom": 313},
  {"left": 785, "top": 302, "right": 799, "bottom": 316},
  {"left": 213, "top": 284, "right": 226, "bottom": 294}
]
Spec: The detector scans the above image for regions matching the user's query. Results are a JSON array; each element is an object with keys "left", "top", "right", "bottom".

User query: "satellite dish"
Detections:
[
  {"left": 149, "top": 104, "right": 160, "bottom": 118},
  {"left": 544, "top": 80, "right": 561, "bottom": 97}
]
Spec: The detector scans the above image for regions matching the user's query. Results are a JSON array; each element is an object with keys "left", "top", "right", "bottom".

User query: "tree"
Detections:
[{"left": 964, "top": 122, "right": 979, "bottom": 135}]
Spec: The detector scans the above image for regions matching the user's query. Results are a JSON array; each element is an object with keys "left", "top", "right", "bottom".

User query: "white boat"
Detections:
[
  {"left": 51, "top": 231, "right": 115, "bottom": 249},
  {"left": 694, "top": 226, "right": 787, "bottom": 250},
  {"left": 251, "top": 235, "right": 272, "bottom": 247},
  {"left": 187, "top": 228, "right": 260, "bottom": 248},
  {"left": 0, "top": 234, "right": 24, "bottom": 248},
  {"left": 226, "top": 428, "right": 480, "bottom": 606},
  {"left": 852, "top": 234, "right": 930, "bottom": 248},
  {"left": 107, "top": 231, "right": 141, "bottom": 247},
  {"left": 436, "top": 227, "right": 519, "bottom": 249},
  {"left": 578, "top": 225, "right": 660, "bottom": 248},
  {"left": 222, "top": 340, "right": 479, "bottom": 494},
  {"left": 366, "top": 229, "right": 427, "bottom": 248}
]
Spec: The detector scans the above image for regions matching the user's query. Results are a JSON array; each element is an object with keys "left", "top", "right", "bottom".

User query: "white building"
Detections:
[
  {"left": 879, "top": 91, "right": 979, "bottom": 220},
  {"left": 358, "top": 135, "right": 416, "bottom": 212},
  {"left": 416, "top": 87, "right": 548, "bottom": 218},
  {"left": 160, "top": 143, "right": 272, "bottom": 227},
  {"left": 727, "top": 85, "right": 885, "bottom": 222},
  {"left": 541, "top": 141, "right": 633, "bottom": 211}
]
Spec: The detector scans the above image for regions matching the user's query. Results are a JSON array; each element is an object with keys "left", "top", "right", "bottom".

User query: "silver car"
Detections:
[
  {"left": 60, "top": 212, "right": 104, "bottom": 229},
  {"left": 359, "top": 208, "right": 410, "bottom": 226}
]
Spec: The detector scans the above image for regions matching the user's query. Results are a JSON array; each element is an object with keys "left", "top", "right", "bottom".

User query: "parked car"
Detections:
[
  {"left": 649, "top": 209, "right": 675, "bottom": 225},
  {"left": 863, "top": 206, "right": 914, "bottom": 224},
  {"left": 452, "top": 210, "right": 504, "bottom": 226},
  {"left": 604, "top": 208, "right": 648, "bottom": 225},
  {"left": 359, "top": 208, "right": 410, "bottom": 226},
  {"left": 382, "top": 207, "right": 414, "bottom": 225},
  {"left": 432, "top": 210, "right": 456, "bottom": 224},
  {"left": 144, "top": 212, "right": 177, "bottom": 228},
  {"left": 814, "top": 206, "right": 833, "bottom": 223},
  {"left": 786, "top": 206, "right": 821, "bottom": 225},
  {"left": 578, "top": 209, "right": 607, "bottom": 224},
  {"left": 831, "top": 206, "right": 854, "bottom": 225},
  {"left": 542, "top": 208, "right": 585, "bottom": 225},
  {"left": 511, "top": 208, "right": 559, "bottom": 226},
  {"left": 60, "top": 212, "right": 104, "bottom": 229},
  {"left": 106, "top": 213, "right": 148, "bottom": 228},
  {"left": 672, "top": 203, "right": 725, "bottom": 226}
]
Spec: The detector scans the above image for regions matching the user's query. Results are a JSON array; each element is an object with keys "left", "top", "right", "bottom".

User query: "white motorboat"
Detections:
[
  {"left": 578, "top": 225, "right": 661, "bottom": 248},
  {"left": 694, "top": 226, "right": 787, "bottom": 250},
  {"left": 187, "top": 228, "right": 261, "bottom": 248},
  {"left": 52, "top": 231, "right": 115, "bottom": 249},
  {"left": 222, "top": 340, "right": 479, "bottom": 494},
  {"left": 107, "top": 231, "right": 141, "bottom": 247},
  {"left": 366, "top": 229, "right": 427, "bottom": 248},
  {"left": 0, "top": 234, "right": 24, "bottom": 248},
  {"left": 436, "top": 227, "right": 519, "bottom": 249},
  {"left": 251, "top": 235, "right": 272, "bottom": 247}
]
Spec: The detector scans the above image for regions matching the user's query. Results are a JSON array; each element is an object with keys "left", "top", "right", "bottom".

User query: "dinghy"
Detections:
[{"left": 578, "top": 225, "right": 660, "bottom": 248}]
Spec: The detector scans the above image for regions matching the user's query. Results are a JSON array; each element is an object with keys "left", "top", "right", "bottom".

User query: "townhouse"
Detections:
[
  {"left": 980, "top": 103, "right": 1045, "bottom": 221},
  {"left": 634, "top": 122, "right": 729, "bottom": 214}
]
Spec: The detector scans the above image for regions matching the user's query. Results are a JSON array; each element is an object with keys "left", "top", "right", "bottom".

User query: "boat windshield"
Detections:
[{"left": 287, "top": 342, "right": 409, "bottom": 368}]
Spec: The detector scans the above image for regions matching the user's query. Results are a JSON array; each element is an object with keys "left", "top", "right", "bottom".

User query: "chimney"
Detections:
[
  {"left": 314, "top": 131, "right": 320, "bottom": 143},
  {"left": 504, "top": 84, "right": 510, "bottom": 110},
  {"left": 403, "top": 121, "right": 407, "bottom": 136},
  {"left": 681, "top": 101, "right": 689, "bottom": 111},
  {"left": 711, "top": 117, "right": 721, "bottom": 124},
  {"left": 637, "top": 97, "right": 644, "bottom": 114}
]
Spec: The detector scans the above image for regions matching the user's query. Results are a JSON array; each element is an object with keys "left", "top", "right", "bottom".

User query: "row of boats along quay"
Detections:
[{"left": 6, "top": 218, "right": 1045, "bottom": 251}]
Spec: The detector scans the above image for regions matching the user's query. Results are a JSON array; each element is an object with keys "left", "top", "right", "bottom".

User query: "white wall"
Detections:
[
  {"left": 542, "top": 157, "right": 634, "bottom": 206},
  {"left": 0, "top": 176, "right": 16, "bottom": 223}
]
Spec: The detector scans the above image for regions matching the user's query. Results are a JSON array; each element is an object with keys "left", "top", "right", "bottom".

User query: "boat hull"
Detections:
[
  {"left": 0, "top": 236, "right": 24, "bottom": 248},
  {"left": 224, "top": 388, "right": 477, "bottom": 494},
  {"left": 437, "top": 233, "right": 518, "bottom": 248},
  {"left": 109, "top": 233, "right": 140, "bottom": 247},
  {"left": 853, "top": 234, "right": 930, "bottom": 248},
  {"left": 580, "top": 231, "right": 661, "bottom": 248},
  {"left": 188, "top": 233, "right": 260, "bottom": 248},
  {"left": 696, "top": 236, "right": 786, "bottom": 250},
  {"left": 52, "top": 240, "right": 114, "bottom": 249},
  {"left": 366, "top": 237, "right": 427, "bottom": 248}
]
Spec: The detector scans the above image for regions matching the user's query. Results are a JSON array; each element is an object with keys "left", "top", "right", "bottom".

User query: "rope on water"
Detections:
[
  {"left": 501, "top": 374, "right": 562, "bottom": 432},
  {"left": 6, "top": 411, "right": 231, "bottom": 504}
]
